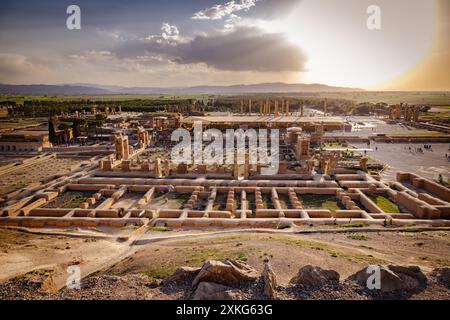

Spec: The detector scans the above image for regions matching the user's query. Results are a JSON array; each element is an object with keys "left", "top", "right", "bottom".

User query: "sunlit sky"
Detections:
[{"left": 0, "top": 0, "right": 448, "bottom": 90}]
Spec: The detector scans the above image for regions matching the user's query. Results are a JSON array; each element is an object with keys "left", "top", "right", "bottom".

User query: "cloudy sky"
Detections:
[{"left": 0, "top": 0, "right": 448, "bottom": 90}]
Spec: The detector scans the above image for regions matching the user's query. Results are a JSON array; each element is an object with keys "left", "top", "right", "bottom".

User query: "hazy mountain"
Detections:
[
  {"left": 0, "top": 84, "right": 111, "bottom": 95},
  {"left": 0, "top": 82, "right": 363, "bottom": 95}
]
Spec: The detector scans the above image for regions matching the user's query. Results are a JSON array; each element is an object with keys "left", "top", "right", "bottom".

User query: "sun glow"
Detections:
[{"left": 266, "top": 0, "right": 438, "bottom": 89}]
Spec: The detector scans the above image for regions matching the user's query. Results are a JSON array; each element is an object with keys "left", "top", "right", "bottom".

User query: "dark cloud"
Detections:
[
  {"left": 171, "top": 26, "right": 306, "bottom": 72},
  {"left": 114, "top": 26, "right": 307, "bottom": 72}
]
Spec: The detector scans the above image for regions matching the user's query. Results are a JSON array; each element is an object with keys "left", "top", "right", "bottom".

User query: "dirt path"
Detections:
[{"left": 1, "top": 225, "right": 450, "bottom": 293}]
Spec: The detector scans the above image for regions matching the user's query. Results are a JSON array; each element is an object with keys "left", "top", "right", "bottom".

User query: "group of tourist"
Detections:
[
  {"left": 404, "top": 144, "right": 434, "bottom": 154},
  {"left": 409, "top": 146, "right": 425, "bottom": 154}
]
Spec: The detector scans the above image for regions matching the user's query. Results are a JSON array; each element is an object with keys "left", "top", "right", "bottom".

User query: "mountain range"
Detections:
[{"left": 0, "top": 82, "right": 363, "bottom": 95}]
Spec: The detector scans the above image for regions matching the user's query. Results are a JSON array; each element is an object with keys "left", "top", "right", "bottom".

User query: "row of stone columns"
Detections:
[
  {"left": 389, "top": 104, "right": 420, "bottom": 122},
  {"left": 240, "top": 98, "right": 293, "bottom": 116}
]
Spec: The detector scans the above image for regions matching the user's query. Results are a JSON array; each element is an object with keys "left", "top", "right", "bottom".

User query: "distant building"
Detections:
[{"left": 0, "top": 130, "right": 51, "bottom": 152}]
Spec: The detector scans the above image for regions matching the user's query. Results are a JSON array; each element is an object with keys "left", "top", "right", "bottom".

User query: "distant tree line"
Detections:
[
  {"left": 6, "top": 99, "right": 198, "bottom": 117},
  {"left": 2, "top": 96, "right": 433, "bottom": 118}
]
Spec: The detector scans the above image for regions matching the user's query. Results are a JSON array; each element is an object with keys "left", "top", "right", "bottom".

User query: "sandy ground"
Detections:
[
  {"left": 0, "top": 226, "right": 449, "bottom": 300},
  {"left": 0, "top": 227, "right": 131, "bottom": 288}
]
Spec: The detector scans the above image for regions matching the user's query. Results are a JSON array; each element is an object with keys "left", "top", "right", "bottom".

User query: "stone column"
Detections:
[
  {"left": 244, "top": 152, "right": 250, "bottom": 179},
  {"left": 275, "top": 101, "right": 279, "bottom": 117},
  {"left": 164, "top": 159, "right": 171, "bottom": 176},
  {"left": 307, "top": 159, "right": 315, "bottom": 175},
  {"left": 122, "top": 135, "right": 130, "bottom": 160},
  {"left": 285, "top": 99, "right": 290, "bottom": 116},
  {"left": 323, "top": 159, "right": 330, "bottom": 175},
  {"left": 359, "top": 156, "right": 369, "bottom": 172},
  {"left": 233, "top": 163, "right": 239, "bottom": 178},
  {"left": 154, "top": 158, "right": 162, "bottom": 177}
]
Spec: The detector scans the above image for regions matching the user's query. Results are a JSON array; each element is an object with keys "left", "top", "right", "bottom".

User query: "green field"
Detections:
[
  {"left": 0, "top": 118, "right": 47, "bottom": 130},
  {"left": 319, "top": 91, "right": 450, "bottom": 105},
  {"left": 1, "top": 91, "right": 449, "bottom": 105},
  {"left": 0, "top": 94, "right": 211, "bottom": 104},
  {"left": 301, "top": 195, "right": 345, "bottom": 212},
  {"left": 420, "top": 111, "right": 450, "bottom": 121}
]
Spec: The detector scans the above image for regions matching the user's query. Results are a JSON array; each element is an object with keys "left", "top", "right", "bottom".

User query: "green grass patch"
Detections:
[
  {"left": 276, "top": 194, "right": 290, "bottom": 210},
  {"left": 261, "top": 235, "right": 386, "bottom": 264},
  {"left": 141, "top": 266, "right": 176, "bottom": 280},
  {"left": 403, "top": 223, "right": 417, "bottom": 228},
  {"left": 347, "top": 234, "right": 368, "bottom": 241},
  {"left": 149, "top": 226, "right": 172, "bottom": 232},
  {"left": 339, "top": 222, "right": 370, "bottom": 228},
  {"left": 368, "top": 195, "right": 401, "bottom": 213},
  {"left": 141, "top": 248, "right": 249, "bottom": 280},
  {"left": 277, "top": 223, "right": 291, "bottom": 230},
  {"left": 301, "top": 195, "right": 345, "bottom": 212},
  {"left": 322, "top": 142, "right": 354, "bottom": 149},
  {"left": 174, "top": 193, "right": 190, "bottom": 205}
]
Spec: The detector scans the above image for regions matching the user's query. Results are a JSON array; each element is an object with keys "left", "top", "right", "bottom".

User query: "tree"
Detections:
[
  {"left": 48, "top": 117, "right": 59, "bottom": 145},
  {"left": 71, "top": 118, "right": 86, "bottom": 138},
  {"left": 58, "top": 122, "right": 73, "bottom": 144}
]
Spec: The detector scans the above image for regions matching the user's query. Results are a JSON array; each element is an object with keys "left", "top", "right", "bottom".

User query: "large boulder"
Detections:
[
  {"left": 261, "top": 259, "right": 277, "bottom": 299},
  {"left": 193, "top": 282, "right": 244, "bottom": 300},
  {"left": 163, "top": 267, "right": 201, "bottom": 285},
  {"left": 192, "top": 260, "right": 259, "bottom": 287},
  {"left": 347, "top": 265, "right": 426, "bottom": 293},
  {"left": 290, "top": 265, "right": 340, "bottom": 287},
  {"left": 434, "top": 267, "right": 450, "bottom": 288}
]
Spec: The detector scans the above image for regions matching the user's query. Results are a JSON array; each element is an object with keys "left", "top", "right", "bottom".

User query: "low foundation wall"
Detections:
[
  {"left": 0, "top": 217, "right": 148, "bottom": 228},
  {"left": 397, "top": 172, "right": 450, "bottom": 202},
  {"left": 396, "top": 191, "right": 440, "bottom": 219}
]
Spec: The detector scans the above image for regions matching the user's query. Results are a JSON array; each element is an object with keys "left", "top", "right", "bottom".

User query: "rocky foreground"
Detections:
[{"left": 1, "top": 259, "right": 449, "bottom": 300}]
